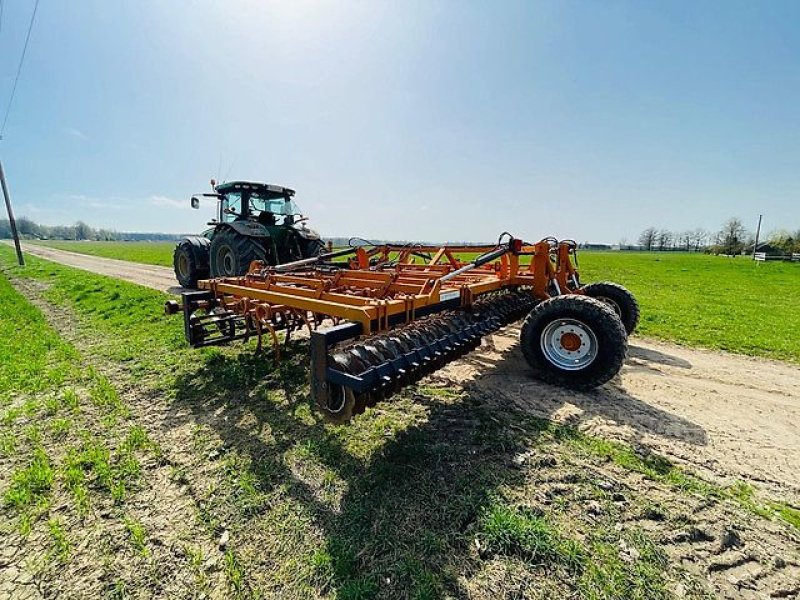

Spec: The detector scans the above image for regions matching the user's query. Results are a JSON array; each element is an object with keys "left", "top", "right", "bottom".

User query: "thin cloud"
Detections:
[
  {"left": 150, "top": 195, "right": 185, "bottom": 209},
  {"left": 65, "top": 127, "right": 88, "bottom": 140}
]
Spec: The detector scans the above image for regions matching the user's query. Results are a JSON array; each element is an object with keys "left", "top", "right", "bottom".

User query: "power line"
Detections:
[{"left": 1, "top": 0, "right": 41, "bottom": 140}]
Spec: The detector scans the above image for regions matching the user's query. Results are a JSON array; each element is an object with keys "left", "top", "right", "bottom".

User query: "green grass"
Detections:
[
  {"left": 33, "top": 240, "right": 176, "bottom": 267},
  {"left": 0, "top": 265, "right": 80, "bottom": 402},
  {"left": 4, "top": 447, "right": 55, "bottom": 511}
]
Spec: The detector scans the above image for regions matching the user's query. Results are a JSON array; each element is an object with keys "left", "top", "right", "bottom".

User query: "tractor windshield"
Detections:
[{"left": 249, "top": 192, "right": 296, "bottom": 217}]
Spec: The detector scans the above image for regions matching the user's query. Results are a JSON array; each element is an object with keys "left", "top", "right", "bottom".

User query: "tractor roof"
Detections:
[{"left": 214, "top": 181, "right": 295, "bottom": 197}]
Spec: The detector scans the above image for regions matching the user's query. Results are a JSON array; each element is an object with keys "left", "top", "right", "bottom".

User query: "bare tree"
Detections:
[
  {"left": 691, "top": 228, "right": 708, "bottom": 252},
  {"left": 657, "top": 229, "right": 673, "bottom": 251},
  {"left": 678, "top": 231, "right": 692, "bottom": 251},
  {"left": 638, "top": 227, "right": 657, "bottom": 251},
  {"left": 719, "top": 217, "right": 747, "bottom": 255}
]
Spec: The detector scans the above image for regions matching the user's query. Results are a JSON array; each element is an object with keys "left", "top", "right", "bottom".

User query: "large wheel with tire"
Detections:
[
  {"left": 519, "top": 295, "right": 627, "bottom": 390},
  {"left": 173, "top": 238, "right": 210, "bottom": 288},
  {"left": 301, "top": 238, "right": 325, "bottom": 258},
  {"left": 209, "top": 230, "right": 267, "bottom": 277},
  {"left": 580, "top": 281, "right": 639, "bottom": 335}
]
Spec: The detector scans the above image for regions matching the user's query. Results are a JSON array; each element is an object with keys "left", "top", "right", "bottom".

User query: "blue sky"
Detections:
[{"left": 1, "top": 0, "right": 798, "bottom": 242}]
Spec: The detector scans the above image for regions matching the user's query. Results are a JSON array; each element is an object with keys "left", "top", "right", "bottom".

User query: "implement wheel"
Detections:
[
  {"left": 581, "top": 281, "right": 639, "bottom": 335},
  {"left": 519, "top": 295, "right": 627, "bottom": 390},
  {"left": 319, "top": 384, "right": 357, "bottom": 425},
  {"left": 210, "top": 230, "right": 267, "bottom": 278}
]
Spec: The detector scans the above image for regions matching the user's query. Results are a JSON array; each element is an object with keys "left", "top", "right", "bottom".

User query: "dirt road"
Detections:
[
  {"left": 12, "top": 241, "right": 800, "bottom": 502},
  {"left": 441, "top": 329, "right": 800, "bottom": 503},
  {"left": 10, "top": 242, "right": 183, "bottom": 294}
]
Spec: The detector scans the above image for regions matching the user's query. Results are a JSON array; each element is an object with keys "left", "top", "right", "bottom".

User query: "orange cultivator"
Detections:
[{"left": 166, "top": 234, "right": 639, "bottom": 423}]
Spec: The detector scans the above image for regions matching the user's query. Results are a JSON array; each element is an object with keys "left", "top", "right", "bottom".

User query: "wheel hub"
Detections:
[
  {"left": 560, "top": 331, "right": 582, "bottom": 351},
  {"left": 222, "top": 251, "right": 235, "bottom": 275},
  {"left": 540, "top": 318, "right": 598, "bottom": 370}
]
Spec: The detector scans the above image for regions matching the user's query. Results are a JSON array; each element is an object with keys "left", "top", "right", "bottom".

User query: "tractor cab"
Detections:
[
  {"left": 213, "top": 181, "right": 299, "bottom": 227},
  {"left": 175, "top": 179, "right": 325, "bottom": 287}
]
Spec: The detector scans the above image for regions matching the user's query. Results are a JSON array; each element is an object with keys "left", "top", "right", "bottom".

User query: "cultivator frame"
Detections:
[{"left": 168, "top": 235, "right": 633, "bottom": 423}]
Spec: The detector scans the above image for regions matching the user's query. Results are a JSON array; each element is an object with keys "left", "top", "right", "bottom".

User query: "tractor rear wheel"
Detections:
[
  {"left": 519, "top": 295, "right": 627, "bottom": 390},
  {"left": 302, "top": 238, "right": 325, "bottom": 258},
  {"left": 581, "top": 281, "right": 640, "bottom": 335},
  {"left": 173, "top": 239, "right": 209, "bottom": 288},
  {"left": 209, "top": 230, "right": 267, "bottom": 277}
]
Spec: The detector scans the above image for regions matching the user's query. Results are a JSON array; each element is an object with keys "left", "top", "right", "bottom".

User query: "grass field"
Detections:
[
  {"left": 2, "top": 245, "right": 798, "bottom": 598},
  {"left": 33, "top": 240, "right": 177, "bottom": 267},
  {"left": 27, "top": 240, "right": 800, "bottom": 363}
]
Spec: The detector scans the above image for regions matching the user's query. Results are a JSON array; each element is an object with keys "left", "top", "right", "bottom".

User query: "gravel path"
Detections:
[{"left": 10, "top": 242, "right": 185, "bottom": 294}]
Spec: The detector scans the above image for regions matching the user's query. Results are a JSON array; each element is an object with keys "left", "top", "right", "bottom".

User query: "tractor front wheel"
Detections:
[
  {"left": 519, "top": 295, "right": 627, "bottom": 390},
  {"left": 209, "top": 230, "right": 267, "bottom": 277},
  {"left": 581, "top": 281, "right": 640, "bottom": 335}
]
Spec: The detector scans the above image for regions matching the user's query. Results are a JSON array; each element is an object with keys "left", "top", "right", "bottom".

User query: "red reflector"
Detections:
[{"left": 511, "top": 238, "right": 523, "bottom": 253}]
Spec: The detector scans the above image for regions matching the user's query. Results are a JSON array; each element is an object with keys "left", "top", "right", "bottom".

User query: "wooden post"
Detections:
[
  {"left": 752, "top": 214, "right": 763, "bottom": 261},
  {"left": 0, "top": 159, "right": 25, "bottom": 266}
]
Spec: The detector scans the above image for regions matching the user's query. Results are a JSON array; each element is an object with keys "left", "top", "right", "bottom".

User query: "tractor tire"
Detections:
[
  {"left": 519, "top": 295, "right": 627, "bottom": 390},
  {"left": 209, "top": 230, "right": 267, "bottom": 278},
  {"left": 302, "top": 238, "right": 325, "bottom": 258},
  {"left": 173, "top": 237, "right": 210, "bottom": 288},
  {"left": 581, "top": 281, "right": 640, "bottom": 335}
]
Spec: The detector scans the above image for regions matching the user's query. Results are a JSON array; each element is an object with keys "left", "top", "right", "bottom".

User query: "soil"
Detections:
[{"left": 441, "top": 328, "right": 800, "bottom": 504}]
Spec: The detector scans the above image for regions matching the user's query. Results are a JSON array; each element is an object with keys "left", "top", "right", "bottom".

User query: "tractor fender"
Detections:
[
  {"left": 292, "top": 224, "right": 321, "bottom": 241},
  {"left": 226, "top": 220, "right": 271, "bottom": 238},
  {"left": 181, "top": 235, "right": 211, "bottom": 270}
]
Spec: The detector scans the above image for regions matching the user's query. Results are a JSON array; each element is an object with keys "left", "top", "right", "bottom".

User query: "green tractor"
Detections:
[{"left": 173, "top": 180, "right": 326, "bottom": 288}]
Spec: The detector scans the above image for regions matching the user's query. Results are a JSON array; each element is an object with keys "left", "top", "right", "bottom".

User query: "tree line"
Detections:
[
  {"left": 635, "top": 218, "right": 800, "bottom": 255},
  {"left": 0, "top": 217, "right": 184, "bottom": 242}
]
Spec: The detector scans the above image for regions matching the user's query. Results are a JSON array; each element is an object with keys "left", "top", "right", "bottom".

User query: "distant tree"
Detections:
[
  {"left": 768, "top": 229, "right": 796, "bottom": 254},
  {"left": 657, "top": 229, "right": 673, "bottom": 251},
  {"left": 691, "top": 228, "right": 708, "bottom": 252},
  {"left": 74, "top": 221, "right": 93, "bottom": 240},
  {"left": 638, "top": 227, "right": 657, "bottom": 251},
  {"left": 0, "top": 219, "right": 11, "bottom": 239},
  {"left": 618, "top": 237, "right": 628, "bottom": 250},
  {"left": 16, "top": 217, "right": 41, "bottom": 238},
  {"left": 719, "top": 217, "right": 747, "bottom": 255},
  {"left": 677, "top": 231, "right": 692, "bottom": 251}
]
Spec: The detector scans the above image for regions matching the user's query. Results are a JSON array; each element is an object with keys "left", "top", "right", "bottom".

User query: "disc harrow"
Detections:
[{"left": 167, "top": 235, "right": 636, "bottom": 423}]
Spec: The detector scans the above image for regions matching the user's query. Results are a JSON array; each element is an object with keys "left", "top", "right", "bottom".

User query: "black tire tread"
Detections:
[
  {"left": 519, "top": 295, "right": 627, "bottom": 390},
  {"left": 581, "top": 281, "right": 640, "bottom": 335},
  {"left": 209, "top": 230, "right": 267, "bottom": 277},
  {"left": 173, "top": 240, "right": 209, "bottom": 288}
]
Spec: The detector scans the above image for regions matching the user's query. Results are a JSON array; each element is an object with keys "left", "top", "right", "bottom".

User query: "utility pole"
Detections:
[
  {"left": 0, "top": 159, "right": 25, "bottom": 266},
  {"left": 752, "top": 214, "right": 763, "bottom": 261}
]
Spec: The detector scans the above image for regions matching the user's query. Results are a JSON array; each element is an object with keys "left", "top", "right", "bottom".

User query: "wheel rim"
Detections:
[
  {"left": 326, "top": 385, "right": 347, "bottom": 413},
  {"left": 595, "top": 295, "right": 622, "bottom": 318},
  {"left": 177, "top": 254, "right": 189, "bottom": 278},
  {"left": 540, "top": 318, "right": 598, "bottom": 370},
  {"left": 220, "top": 247, "right": 235, "bottom": 275}
]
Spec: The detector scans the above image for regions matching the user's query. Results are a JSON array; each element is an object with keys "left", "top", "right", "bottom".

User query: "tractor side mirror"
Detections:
[{"left": 190, "top": 196, "right": 200, "bottom": 209}]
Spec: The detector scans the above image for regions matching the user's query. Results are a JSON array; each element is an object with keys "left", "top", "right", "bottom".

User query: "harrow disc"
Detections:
[{"left": 319, "top": 290, "right": 538, "bottom": 421}]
